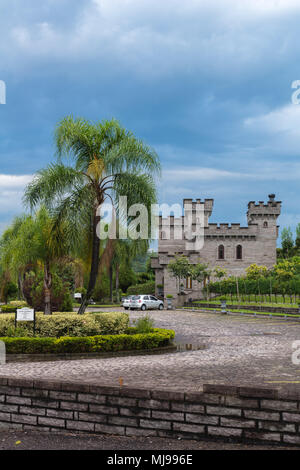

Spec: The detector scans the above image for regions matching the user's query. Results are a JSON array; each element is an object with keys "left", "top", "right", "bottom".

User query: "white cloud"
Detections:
[
  {"left": 245, "top": 104, "right": 300, "bottom": 134},
  {"left": 0, "top": 174, "right": 32, "bottom": 188},
  {"left": 244, "top": 103, "right": 300, "bottom": 155},
  {"left": 0, "top": 175, "right": 33, "bottom": 232},
  {"left": 163, "top": 167, "right": 245, "bottom": 181}
]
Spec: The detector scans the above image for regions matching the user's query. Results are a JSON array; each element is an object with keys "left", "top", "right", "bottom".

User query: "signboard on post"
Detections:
[
  {"left": 16, "top": 308, "right": 35, "bottom": 322},
  {"left": 15, "top": 308, "right": 36, "bottom": 335}
]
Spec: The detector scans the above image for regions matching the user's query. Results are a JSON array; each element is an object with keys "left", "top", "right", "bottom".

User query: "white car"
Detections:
[
  {"left": 128, "top": 295, "right": 164, "bottom": 311},
  {"left": 122, "top": 296, "right": 135, "bottom": 310}
]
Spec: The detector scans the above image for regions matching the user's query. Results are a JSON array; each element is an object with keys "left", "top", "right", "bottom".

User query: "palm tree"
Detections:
[
  {"left": 0, "top": 207, "right": 69, "bottom": 314},
  {"left": 24, "top": 116, "right": 160, "bottom": 314},
  {"left": 0, "top": 215, "right": 28, "bottom": 300}
]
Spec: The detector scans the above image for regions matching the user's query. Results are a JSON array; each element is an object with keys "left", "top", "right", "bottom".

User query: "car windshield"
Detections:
[{"left": 132, "top": 296, "right": 140, "bottom": 300}]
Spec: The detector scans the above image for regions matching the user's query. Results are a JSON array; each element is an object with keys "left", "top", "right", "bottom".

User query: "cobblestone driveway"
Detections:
[{"left": 1, "top": 309, "right": 300, "bottom": 393}]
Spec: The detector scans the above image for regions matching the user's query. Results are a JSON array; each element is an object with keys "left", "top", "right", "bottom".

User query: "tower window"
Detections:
[
  {"left": 236, "top": 245, "right": 242, "bottom": 260},
  {"left": 218, "top": 245, "right": 225, "bottom": 260},
  {"left": 263, "top": 221, "right": 268, "bottom": 228}
]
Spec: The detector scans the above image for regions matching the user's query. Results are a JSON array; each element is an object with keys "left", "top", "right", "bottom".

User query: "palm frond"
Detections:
[{"left": 23, "top": 164, "right": 84, "bottom": 210}]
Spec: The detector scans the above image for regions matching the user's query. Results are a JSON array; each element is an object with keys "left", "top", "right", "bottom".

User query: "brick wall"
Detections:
[{"left": 0, "top": 377, "right": 300, "bottom": 445}]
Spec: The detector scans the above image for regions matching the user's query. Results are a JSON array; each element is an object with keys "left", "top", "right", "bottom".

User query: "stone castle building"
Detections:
[{"left": 151, "top": 194, "right": 281, "bottom": 305}]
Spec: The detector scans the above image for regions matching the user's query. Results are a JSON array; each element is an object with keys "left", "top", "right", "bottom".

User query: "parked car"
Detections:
[
  {"left": 128, "top": 295, "right": 164, "bottom": 311},
  {"left": 122, "top": 296, "right": 134, "bottom": 310}
]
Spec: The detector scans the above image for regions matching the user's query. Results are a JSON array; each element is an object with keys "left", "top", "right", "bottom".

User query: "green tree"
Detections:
[
  {"left": 0, "top": 208, "right": 69, "bottom": 314},
  {"left": 214, "top": 267, "right": 227, "bottom": 280},
  {"left": 281, "top": 227, "right": 294, "bottom": 258},
  {"left": 295, "top": 223, "right": 300, "bottom": 253},
  {"left": 167, "top": 255, "right": 190, "bottom": 293},
  {"left": 24, "top": 117, "right": 160, "bottom": 314},
  {"left": 246, "top": 264, "right": 268, "bottom": 280}
]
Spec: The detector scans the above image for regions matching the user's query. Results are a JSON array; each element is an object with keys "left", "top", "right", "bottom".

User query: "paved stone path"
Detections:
[{"left": 1, "top": 308, "right": 300, "bottom": 393}]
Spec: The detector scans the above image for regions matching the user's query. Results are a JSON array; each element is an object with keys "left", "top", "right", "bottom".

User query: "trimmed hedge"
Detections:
[
  {"left": 0, "top": 312, "right": 129, "bottom": 337},
  {"left": 1, "top": 328, "right": 175, "bottom": 354},
  {"left": 126, "top": 281, "right": 155, "bottom": 296},
  {"left": 1, "top": 305, "right": 18, "bottom": 313}
]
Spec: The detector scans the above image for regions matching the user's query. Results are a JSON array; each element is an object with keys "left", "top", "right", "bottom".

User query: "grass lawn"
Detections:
[
  {"left": 193, "top": 295, "right": 299, "bottom": 308},
  {"left": 183, "top": 306, "right": 300, "bottom": 318}
]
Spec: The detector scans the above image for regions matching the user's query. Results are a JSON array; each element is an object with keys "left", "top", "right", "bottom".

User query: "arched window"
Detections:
[
  {"left": 218, "top": 245, "right": 225, "bottom": 260},
  {"left": 236, "top": 245, "right": 242, "bottom": 260},
  {"left": 263, "top": 221, "right": 268, "bottom": 228}
]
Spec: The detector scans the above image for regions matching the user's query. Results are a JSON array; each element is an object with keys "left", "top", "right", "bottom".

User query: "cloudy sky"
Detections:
[{"left": 0, "top": 0, "right": 300, "bottom": 240}]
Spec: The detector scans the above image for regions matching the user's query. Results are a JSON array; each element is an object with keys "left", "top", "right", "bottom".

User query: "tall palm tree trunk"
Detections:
[
  {"left": 18, "top": 272, "right": 25, "bottom": 300},
  {"left": 44, "top": 261, "right": 52, "bottom": 315},
  {"left": 115, "top": 265, "right": 120, "bottom": 303},
  {"left": 78, "top": 211, "right": 100, "bottom": 315},
  {"left": 109, "top": 265, "right": 113, "bottom": 302}
]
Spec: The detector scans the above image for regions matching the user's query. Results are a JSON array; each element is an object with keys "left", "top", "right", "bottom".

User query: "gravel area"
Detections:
[{"left": 1, "top": 308, "right": 300, "bottom": 393}]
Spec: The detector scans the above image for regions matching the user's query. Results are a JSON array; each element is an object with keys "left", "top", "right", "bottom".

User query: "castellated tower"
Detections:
[
  {"left": 247, "top": 194, "right": 281, "bottom": 233},
  {"left": 151, "top": 194, "right": 281, "bottom": 306}
]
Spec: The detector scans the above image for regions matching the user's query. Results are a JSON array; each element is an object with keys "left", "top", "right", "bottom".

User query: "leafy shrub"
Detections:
[
  {"left": 133, "top": 315, "right": 155, "bottom": 333},
  {"left": 1, "top": 281, "right": 18, "bottom": 303},
  {"left": 0, "top": 312, "right": 129, "bottom": 338},
  {"left": 0, "top": 328, "right": 175, "bottom": 354},
  {"left": 126, "top": 281, "right": 155, "bottom": 296},
  {"left": 5, "top": 326, "right": 28, "bottom": 337},
  {"left": 23, "top": 270, "right": 73, "bottom": 312},
  {"left": 9, "top": 301, "right": 28, "bottom": 308},
  {"left": 1, "top": 305, "right": 17, "bottom": 313}
]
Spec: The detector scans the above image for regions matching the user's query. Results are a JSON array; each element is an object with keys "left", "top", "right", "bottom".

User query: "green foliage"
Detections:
[
  {"left": 0, "top": 312, "right": 129, "bottom": 338},
  {"left": 131, "top": 253, "right": 150, "bottom": 273},
  {"left": 126, "top": 281, "right": 155, "bottom": 296},
  {"left": 281, "top": 227, "right": 294, "bottom": 258},
  {"left": 133, "top": 315, "right": 155, "bottom": 333},
  {"left": 8, "top": 300, "right": 28, "bottom": 308},
  {"left": 167, "top": 255, "right": 210, "bottom": 285},
  {"left": 1, "top": 305, "right": 18, "bottom": 313},
  {"left": 190, "top": 263, "right": 210, "bottom": 283},
  {"left": 1, "top": 327, "right": 175, "bottom": 354},
  {"left": 118, "top": 265, "right": 137, "bottom": 293},
  {"left": 246, "top": 264, "right": 269, "bottom": 279},
  {"left": 23, "top": 116, "right": 160, "bottom": 314},
  {"left": 75, "top": 287, "right": 87, "bottom": 295},
  {"left": 2, "top": 282, "right": 18, "bottom": 303},
  {"left": 214, "top": 267, "right": 227, "bottom": 279},
  {"left": 167, "top": 255, "right": 190, "bottom": 280},
  {"left": 93, "top": 270, "right": 111, "bottom": 301},
  {"left": 296, "top": 223, "right": 300, "bottom": 251},
  {"left": 23, "top": 270, "right": 73, "bottom": 312}
]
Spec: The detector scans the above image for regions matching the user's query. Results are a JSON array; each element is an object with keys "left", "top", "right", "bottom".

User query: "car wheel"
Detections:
[
  {"left": 159, "top": 304, "right": 164, "bottom": 310},
  {"left": 141, "top": 304, "right": 146, "bottom": 311},
  {"left": 124, "top": 307, "right": 128, "bottom": 310}
]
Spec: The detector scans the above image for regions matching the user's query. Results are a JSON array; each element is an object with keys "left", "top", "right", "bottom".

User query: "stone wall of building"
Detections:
[{"left": 152, "top": 195, "right": 281, "bottom": 305}]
